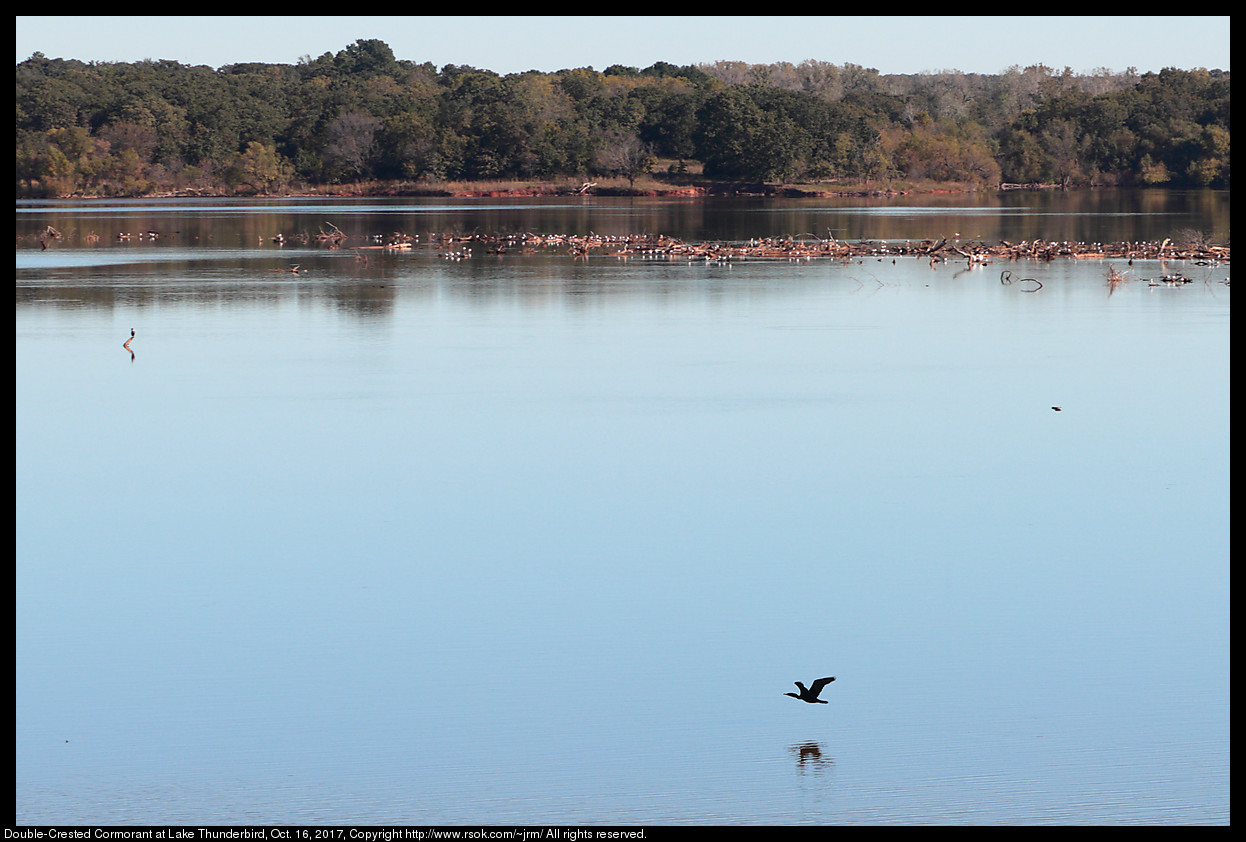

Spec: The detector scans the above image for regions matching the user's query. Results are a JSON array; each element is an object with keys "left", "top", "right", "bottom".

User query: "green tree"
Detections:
[
  {"left": 333, "top": 39, "right": 399, "bottom": 79},
  {"left": 228, "top": 141, "right": 289, "bottom": 193},
  {"left": 694, "top": 87, "right": 765, "bottom": 179}
]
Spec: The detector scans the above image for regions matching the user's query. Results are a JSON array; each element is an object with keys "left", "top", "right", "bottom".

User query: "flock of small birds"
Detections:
[
  {"left": 425, "top": 231, "right": 1231, "bottom": 266},
  {"left": 28, "top": 223, "right": 1228, "bottom": 273},
  {"left": 358, "top": 231, "right": 1229, "bottom": 274}
]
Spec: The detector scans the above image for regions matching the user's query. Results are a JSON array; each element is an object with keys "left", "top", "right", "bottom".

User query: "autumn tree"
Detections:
[
  {"left": 594, "top": 130, "right": 655, "bottom": 185},
  {"left": 227, "top": 141, "right": 290, "bottom": 193},
  {"left": 323, "top": 111, "right": 381, "bottom": 180}
]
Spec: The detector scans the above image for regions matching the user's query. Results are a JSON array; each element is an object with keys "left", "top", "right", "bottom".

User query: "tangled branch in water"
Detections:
[{"left": 1000, "top": 270, "right": 1042, "bottom": 291}]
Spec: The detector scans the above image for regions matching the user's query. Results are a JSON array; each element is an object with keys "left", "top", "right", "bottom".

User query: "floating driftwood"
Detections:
[
  {"left": 315, "top": 221, "right": 348, "bottom": 247},
  {"left": 23, "top": 222, "right": 1228, "bottom": 269},
  {"left": 425, "top": 231, "right": 1230, "bottom": 265},
  {"left": 1000, "top": 270, "right": 1043, "bottom": 292},
  {"left": 355, "top": 241, "right": 412, "bottom": 251}
]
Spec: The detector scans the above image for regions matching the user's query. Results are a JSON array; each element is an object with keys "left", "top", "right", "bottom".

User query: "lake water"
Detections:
[{"left": 15, "top": 191, "right": 1230, "bottom": 825}]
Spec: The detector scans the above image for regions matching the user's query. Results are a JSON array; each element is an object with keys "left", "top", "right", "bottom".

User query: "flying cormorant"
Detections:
[{"left": 785, "top": 677, "right": 835, "bottom": 704}]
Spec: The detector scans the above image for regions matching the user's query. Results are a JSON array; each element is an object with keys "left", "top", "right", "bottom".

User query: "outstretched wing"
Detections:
[{"left": 809, "top": 677, "right": 836, "bottom": 696}]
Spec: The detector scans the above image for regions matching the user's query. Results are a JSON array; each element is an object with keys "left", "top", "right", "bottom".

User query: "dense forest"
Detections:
[{"left": 14, "top": 39, "right": 1231, "bottom": 197}]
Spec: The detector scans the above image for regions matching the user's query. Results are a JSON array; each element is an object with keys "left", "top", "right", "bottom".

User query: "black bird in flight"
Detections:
[{"left": 785, "top": 677, "right": 835, "bottom": 704}]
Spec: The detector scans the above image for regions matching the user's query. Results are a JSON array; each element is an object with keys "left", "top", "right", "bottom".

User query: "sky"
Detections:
[{"left": 15, "top": 16, "right": 1231, "bottom": 77}]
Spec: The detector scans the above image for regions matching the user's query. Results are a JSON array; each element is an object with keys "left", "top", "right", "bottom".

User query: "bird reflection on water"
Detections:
[{"left": 789, "top": 741, "right": 833, "bottom": 774}]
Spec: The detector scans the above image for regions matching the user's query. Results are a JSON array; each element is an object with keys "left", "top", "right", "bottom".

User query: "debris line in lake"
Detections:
[
  {"left": 23, "top": 223, "right": 1229, "bottom": 268},
  {"left": 403, "top": 231, "right": 1231, "bottom": 265}
]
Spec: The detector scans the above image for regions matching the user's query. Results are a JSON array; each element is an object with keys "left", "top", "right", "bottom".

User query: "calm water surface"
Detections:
[{"left": 15, "top": 193, "right": 1229, "bottom": 825}]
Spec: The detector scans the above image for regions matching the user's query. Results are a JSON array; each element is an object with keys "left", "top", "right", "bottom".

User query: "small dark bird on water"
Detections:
[{"left": 785, "top": 677, "right": 835, "bottom": 704}]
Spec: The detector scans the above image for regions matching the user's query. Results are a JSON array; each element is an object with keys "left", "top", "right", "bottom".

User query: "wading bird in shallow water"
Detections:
[{"left": 785, "top": 676, "right": 835, "bottom": 704}]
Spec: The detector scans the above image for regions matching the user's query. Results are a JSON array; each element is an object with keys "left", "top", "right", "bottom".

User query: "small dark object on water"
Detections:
[
  {"left": 786, "top": 676, "right": 836, "bottom": 704},
  {"left": 1052, "top": 406, "right": 1062, "bottom": 411}
]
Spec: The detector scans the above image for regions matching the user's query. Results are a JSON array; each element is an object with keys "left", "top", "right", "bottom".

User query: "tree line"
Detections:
[{"left": 14, "top": 39, "right": 1230, "bottom": 197}]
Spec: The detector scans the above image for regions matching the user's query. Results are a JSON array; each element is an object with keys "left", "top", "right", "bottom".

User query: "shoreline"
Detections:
[{"left": 24, "top": 178, "right": 1070, "bottom": 202}]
